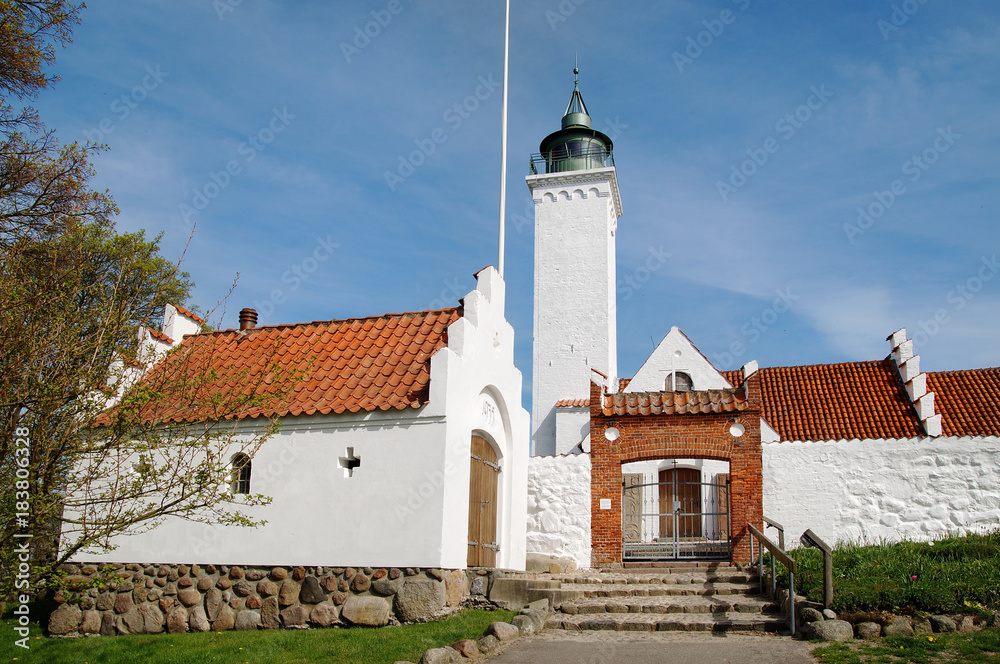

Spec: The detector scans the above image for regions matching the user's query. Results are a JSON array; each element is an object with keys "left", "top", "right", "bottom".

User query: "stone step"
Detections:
[
  {"left": 616, "top": 562, "right": 741, "bottom": 571},
  {"left": 552, "top": 572, "right": 752, "bottom": 585},
  {"left": 572, "top": 582, "right": 759, "bottom": 598},
  {"left": 545, "top": 612, "right": 788, "bottom": 633},
  {"left": 559, "top": 595, "right": 779, "bottom": 615}
]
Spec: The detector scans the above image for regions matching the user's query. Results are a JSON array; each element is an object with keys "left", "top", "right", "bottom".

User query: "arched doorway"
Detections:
[
  {"left": 467, "top": 434, "right": 500, "bottom": 567},
  {"left": 621, "top": 458, "right": 731, "bottom": 561}
]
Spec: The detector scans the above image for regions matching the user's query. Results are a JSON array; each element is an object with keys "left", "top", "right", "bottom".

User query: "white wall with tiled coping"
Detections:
[
  {"left": 762, "top": 435, "right": 1000, "bottom": 547},
  {"left": 525, "top": 435, "right": 1000, "bottom": 567}
]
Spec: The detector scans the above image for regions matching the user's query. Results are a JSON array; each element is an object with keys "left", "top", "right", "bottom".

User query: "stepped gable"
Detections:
[
  {"left": 753, "top": 360, "right": 922, "bottom": 442},
  {"left": 927, "top": 367, "right": 1000, "bottom": 436},
  {"left": 115, "top": 307, "right": 462, "bottom": 424}
]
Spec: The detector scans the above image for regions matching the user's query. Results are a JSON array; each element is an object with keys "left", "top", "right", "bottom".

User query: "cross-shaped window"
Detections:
[{"left": 339, "top": 447, "right": 361, "bottom": 478}]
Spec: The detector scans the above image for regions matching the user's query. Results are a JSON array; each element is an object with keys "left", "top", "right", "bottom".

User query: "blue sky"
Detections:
[{"left": 37, "top": 0, "right": 1000, "bottom": 410}]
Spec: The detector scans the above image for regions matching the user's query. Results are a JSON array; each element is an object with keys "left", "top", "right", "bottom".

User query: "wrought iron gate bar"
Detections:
[{"left": 622, "top": 476, "right": 731, "bottom": 561}]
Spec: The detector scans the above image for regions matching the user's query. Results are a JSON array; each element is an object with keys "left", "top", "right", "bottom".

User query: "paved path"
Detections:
[{"left": 486, "top": 630, "right": 819, "bottom": 664}]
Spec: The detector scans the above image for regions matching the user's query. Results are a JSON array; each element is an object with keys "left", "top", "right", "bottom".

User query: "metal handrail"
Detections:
[
  {"left": 528, "top": 149, "right": 615, "bottom": 175},
  {"left": 747, "top": 522, "right": 796, "bottom": 635},
  {"left": 763, "top": 516, "right": 784, "bottom": 550}
]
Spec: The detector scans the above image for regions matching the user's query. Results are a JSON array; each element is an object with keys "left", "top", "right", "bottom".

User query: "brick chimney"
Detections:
[
  {"left": 239, "top": 308, "right": 258, "bottom": 331},
  {"left": 887, "top": 329, "right": 942, "bottom": 436}
]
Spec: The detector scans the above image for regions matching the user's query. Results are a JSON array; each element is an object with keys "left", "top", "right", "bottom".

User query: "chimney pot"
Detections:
[{"left": 239, "top": 308, "right": 258, "bottom": 330}]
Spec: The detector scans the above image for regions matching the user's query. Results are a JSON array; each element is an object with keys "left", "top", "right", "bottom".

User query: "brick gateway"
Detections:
[{"left": 588, "top": 375, "right": 764, "bottom": 565}]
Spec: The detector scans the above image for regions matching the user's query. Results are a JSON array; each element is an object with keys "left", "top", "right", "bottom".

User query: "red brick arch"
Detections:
[{"left": 589, "top": 378, "right": 764, "bottom": 565}]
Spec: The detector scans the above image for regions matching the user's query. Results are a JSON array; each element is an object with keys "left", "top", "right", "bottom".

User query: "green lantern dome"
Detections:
[{"left": 537, "top": 67, "right": 614, "bottom": 174}]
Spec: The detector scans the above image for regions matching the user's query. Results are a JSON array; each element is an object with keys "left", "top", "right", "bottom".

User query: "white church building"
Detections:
[
  {"left": 71, "top": 266, "right": 529, "bottom": 572},
  {"left": 68, "top": 72, "right": 999, "bottom": 581}
]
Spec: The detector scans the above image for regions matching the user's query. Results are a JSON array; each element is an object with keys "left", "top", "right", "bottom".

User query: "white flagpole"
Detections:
[{"left": 497, "top": 0, "right": 510, "bottom": 279}]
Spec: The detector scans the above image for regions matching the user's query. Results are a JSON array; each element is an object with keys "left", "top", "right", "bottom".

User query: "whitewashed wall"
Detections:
[
  {"left": 526, "top": 454, "right": 592, "bottom": 569},
  {"left": 763, "top": 436, "right": 1000, "bottom": 547}
]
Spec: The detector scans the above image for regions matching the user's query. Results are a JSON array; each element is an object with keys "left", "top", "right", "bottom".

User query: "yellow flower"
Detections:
[{"left": 928, "top": 637, "right": 935, "bottom": 642}]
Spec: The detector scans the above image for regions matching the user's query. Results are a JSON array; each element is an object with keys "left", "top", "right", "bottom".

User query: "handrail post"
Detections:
[
  {"left": 770, "top": 550, "right": 777, "bottom": 599},
  {"left": 788, "top": 570, "right": 796, "bottom": 635},
  {"left": 758, "top": 538, "right": 764, "bottom": 595},
  {"left": 801, "top": 529, "right": 834, "bottom": 609}
]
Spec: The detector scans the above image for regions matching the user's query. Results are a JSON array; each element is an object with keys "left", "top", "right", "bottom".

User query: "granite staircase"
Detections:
[{"left": 494, "top": 562, "right": 787, "bottom": 633}]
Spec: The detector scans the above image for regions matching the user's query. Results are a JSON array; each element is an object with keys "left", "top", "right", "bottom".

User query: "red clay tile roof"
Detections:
[
  {"left": 721, "top": 370, "right": 742, "bottom": 387},
  {"left": 146, "top": 327, "right": 174, "bottom": 345},
  {"left": 556, "top": 398, "right": 590, "bottom": 408},
  {"left": 602, "top": 387, "right": 748, "bottom": 417},
  {"left": 755, "top": 360, "right": 922, "bottom": 441},
  {"left": 174, "top": 305, "right": 205, "bottom": 324},
  {"left": 927, "top": 368, "right": 1000, "bottom": 437},
  {"left": 122, "top": 308, "right": 461, "bottom": 424}
]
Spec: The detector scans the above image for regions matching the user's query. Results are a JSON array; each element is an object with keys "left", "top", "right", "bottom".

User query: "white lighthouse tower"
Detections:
[{"left": 526, "top": 68, "right": 622, "bottom": 456}]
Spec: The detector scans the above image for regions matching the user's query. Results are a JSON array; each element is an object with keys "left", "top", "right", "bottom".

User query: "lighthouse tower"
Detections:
[{"left": 526, "top": 68, "right": 622, "bottom": 456}]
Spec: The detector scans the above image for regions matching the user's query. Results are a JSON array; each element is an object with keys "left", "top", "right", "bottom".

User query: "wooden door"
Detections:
[
  {"left": 467, "top": 435, "right": 500, "bottom": 567},
  {"left": 658, "top": 468, "right": 702, "bottom": 538}
]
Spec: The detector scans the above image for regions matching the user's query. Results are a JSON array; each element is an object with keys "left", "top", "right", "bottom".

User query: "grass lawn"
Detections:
[
  {"left": 813, "top": 628, "right": 1000, "bottom": 663},
  {"left": 0, "top": 608, "right": 514, "bottom": 664},
  {"left": 784, "top": 530, "right": 1000, "bottom": 615}
]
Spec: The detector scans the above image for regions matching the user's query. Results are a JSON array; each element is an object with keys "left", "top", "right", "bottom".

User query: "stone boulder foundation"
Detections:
[
  {"left": 395, "top": 578, "right": 446, "bottom": 622},
  {"left": 48, "top": 604, "right": 82, "bottom": 636},
  {"left": 804, "top": 619, "right": 854, "bottom": 642},
  {"left": 340, "top": 596, "right": 391, "bottom": 627},
  {"left": 235, "top": 610, "right": 261, "bottom": 631}
]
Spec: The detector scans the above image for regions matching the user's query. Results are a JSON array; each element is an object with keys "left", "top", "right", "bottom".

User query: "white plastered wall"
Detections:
[
  {"left": 526, "top": 454, "right": 592, "bottom": 569},
  {"left": 555, "top": 406, "right": 590, "bottom": 454},
  {"left": 68, "top": 268, "right": 530, "bottom": 571},
  {"left": 763, "top": 436, "right": 1000, "bottom": 547}
]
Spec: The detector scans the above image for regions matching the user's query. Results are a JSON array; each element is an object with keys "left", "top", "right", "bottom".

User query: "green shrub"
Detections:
[{"left": 773, "top": 530, "right": 1000, "bottom": 615}]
